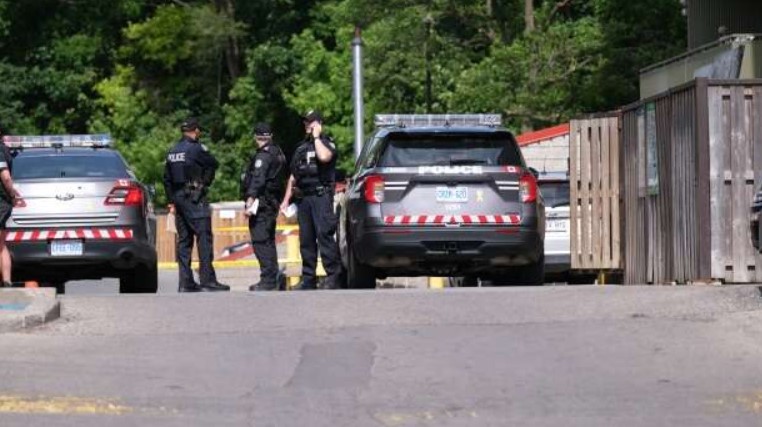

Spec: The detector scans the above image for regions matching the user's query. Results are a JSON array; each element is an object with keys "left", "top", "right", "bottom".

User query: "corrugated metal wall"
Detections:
[{"left": 688, "top": 0, "right": 762, "bottom": 49}]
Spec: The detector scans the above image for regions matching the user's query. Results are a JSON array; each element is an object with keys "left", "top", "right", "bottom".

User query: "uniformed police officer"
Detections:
[
  {"left": 241, "top": 123, "right": 286, "bottom": 291},
  {"left": 0, "top": 126, "right": 19, "bottom": 287},
  {"left": 163, "top": 117, "right": 230, "bottom": 293},
  {"left": 280, "top": 110, "right": 342, "bottom": 290}
]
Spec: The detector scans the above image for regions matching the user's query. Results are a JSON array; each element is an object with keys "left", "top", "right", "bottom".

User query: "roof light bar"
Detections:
[
  {"left": 374, "top": 114, "right": 502, "bottom": 128},
  {"left": 2, "top": 134, "right": 113, "bottom": 149}
]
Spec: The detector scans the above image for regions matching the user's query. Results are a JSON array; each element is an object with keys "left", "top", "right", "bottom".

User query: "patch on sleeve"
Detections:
[
  {"left": 255, "top": 159, "right": 262, "bottom": 168},
  {"left": 201, "top": 144, "right": 209, "bottom": 152}
]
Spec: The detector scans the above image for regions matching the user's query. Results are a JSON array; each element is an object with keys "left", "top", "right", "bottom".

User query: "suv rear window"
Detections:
[
  {"left": 539, "top": 181, "right": 570, "bottom": 208},
  {"left": 376, "top": 133, "right": 523, "bottom": 167},
  {"left": 13, "top": 154, "right": 129, "bottom": 179}
]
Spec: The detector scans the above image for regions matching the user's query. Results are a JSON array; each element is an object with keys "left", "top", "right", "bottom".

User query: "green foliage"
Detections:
[{"left": 0, "top": 0, "right": 688, "bottom": 206}]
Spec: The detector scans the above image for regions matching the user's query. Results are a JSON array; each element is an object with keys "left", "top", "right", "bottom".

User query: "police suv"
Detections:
[
  {"left": 338, "top": 114, "right": 545, "bottom": 288},
  {"left": 4, "top": 135, "right": 158, "bottom": 293}
]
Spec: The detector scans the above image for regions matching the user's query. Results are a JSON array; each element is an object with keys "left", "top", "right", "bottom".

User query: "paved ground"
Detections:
[{"left": 2, "top": 285, "right": 762, "bottom": 426}]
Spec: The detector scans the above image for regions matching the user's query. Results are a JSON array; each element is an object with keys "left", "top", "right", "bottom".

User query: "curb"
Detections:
[{"left": 0, "top": 288, "right": 60, "bottom": 333}]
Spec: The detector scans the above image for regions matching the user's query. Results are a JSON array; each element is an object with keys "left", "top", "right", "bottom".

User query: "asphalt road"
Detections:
[{"left": 2, "top": 285, "right": 762, "bottom": 426}]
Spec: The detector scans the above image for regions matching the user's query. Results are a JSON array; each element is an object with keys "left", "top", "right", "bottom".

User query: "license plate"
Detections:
[
  {"left": 546, "top": 219, "right": 568, "bottom": 232},
  {"left": 436, "top": 186, "right": 468, "bottom": 203},
  {"left": 50, "top": 240, "right": 83, "bottom": 257}
]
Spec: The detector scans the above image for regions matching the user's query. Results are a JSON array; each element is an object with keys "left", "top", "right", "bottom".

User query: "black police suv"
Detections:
[
  {"left": 3, "top": 135, "right": 158, "bottom": 294},
  {"left": 338, "top": 114, "right": 545, "bottom": 288},
  {"left": 751, "top": 185, "right": 762, "bottom": 250}
]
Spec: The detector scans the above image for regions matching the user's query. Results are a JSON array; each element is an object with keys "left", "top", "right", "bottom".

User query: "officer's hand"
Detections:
[
  {"left": 168, "top": 204, "right": 175, "bottom": 215},
  {"left": 311, "top": 122, "right": 322, "bottom": 138},
  {"left": 279, "top": 200, "right": 289, "bottom": 213}
]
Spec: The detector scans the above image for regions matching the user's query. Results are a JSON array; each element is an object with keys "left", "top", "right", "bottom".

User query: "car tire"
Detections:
[
  {"left": 120, "top": 264, "right": 159, "bottom": 294},
  {"left": 492, "top": 255, "right": 545, "bottom": 286},
  {"left": 347, "top": 242, "right": 376, "bottom": 289}
]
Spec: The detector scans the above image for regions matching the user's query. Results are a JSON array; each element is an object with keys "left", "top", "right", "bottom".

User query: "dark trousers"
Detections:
[
  {"left": 296, "top": 193, "right": 340, "bottom": 287},
  {"left": 175, "top": 210, "right": 218, "bottom": 287},
  {"left": 249, "top": 207, "right": 279, "bottom": 287}
]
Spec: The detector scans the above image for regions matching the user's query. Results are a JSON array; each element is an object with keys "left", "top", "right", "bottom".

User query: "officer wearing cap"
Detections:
[
  {"left": 241, "top": 123, "right": 286, "bottom": 291},
  {"left": 280, "top": 110, "right": 342, "bottom": 290},
  {"left": 163, "top": 117, "right": 230, "bottom": 293}
]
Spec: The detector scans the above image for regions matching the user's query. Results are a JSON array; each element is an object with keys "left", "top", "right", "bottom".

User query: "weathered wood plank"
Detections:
[
  {"left": 580, "top": 120, "right": 592, "bottom": 269},
  {"left": 591, "top": 120, "right": 602, "bottom": 267},
  {"left": 708, "top": 86, "right": 726, "bottom": 281},
  {"left": 730, "top": 86, "right": 746, "bottom": 282},
  {"left": 610, "top": 116, "right": 622, "bottom": 269},
  {"left": 695, "top": 79, "right": 712, "bottom": 281},
  {"left": 601, "top": 118, "right": 612, "bottom": 269},
  {"left": 569, "top": 120, "right": 580, "bottom": 269}
]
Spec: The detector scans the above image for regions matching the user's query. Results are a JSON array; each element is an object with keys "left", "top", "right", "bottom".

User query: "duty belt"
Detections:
[{"left": 298, "top": 185, "right": 331, "bottom": 196}]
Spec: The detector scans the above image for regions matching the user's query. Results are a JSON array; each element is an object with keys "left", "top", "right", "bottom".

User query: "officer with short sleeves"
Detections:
[
  {"left": 280, "top": 110, "right": 342, "bottom": 290},
  {"left": 163, "top": 117, "right": 229, "bottom": 293},
  {"left": 241, "top": 123, "right": 286, "bottom": 291}
]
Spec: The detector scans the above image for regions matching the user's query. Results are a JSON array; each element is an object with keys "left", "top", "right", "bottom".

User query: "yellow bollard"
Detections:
[
  {"left": 428, "top": 277, "right": 445, "bottom": 289},
  {"left": 286, "top": 234, "right": 301, "bottom": 289}
]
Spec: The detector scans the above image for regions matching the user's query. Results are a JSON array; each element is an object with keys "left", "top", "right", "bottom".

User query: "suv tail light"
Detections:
[
  {"left": 105, "top": 182, "right": 143, "bottom": 206},
  {"left": 519, "top": 172, "right": 538, "bottom": 203},
  {"left": 364, "top": 175, "right": 385, "bottom": 203}
]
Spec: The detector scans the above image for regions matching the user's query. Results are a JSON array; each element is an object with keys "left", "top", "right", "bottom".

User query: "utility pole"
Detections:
[
  {"left": 352, "top": 26, "right": 364, "bottom": 161},
  {"left": 423, "top": 14, "right": 434, "bottom": 113}
]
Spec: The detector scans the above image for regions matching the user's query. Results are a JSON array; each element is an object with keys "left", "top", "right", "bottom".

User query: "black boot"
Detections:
[
  {"left": 200, "top": 282, "right": 230, "bottom": 292},
  {"left": 178, "top": 281, "right": 201, "bottom": 293},
  {"left": 292, "top": 281, "right": 317, "bottom": 291},
  {"left": 249, "top": 281, "right": 278, "bottom": 292}
]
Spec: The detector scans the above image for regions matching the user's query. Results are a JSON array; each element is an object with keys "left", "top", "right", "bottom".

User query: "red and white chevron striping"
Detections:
[
  {"left": 383, "top": 215, "right": 521, "bottom": 225},
  {"left": 6, "top": 229, "right": 134, "bottom": 242}
]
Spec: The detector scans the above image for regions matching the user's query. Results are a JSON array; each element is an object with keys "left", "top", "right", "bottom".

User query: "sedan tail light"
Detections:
[
  {"left": 519, "top": 172, "right": 538, "bottom": 203},
  {"left": 364, "top": 175, "right": 385, "bottom": 204},
  {"left": 105, "top": 182, "right": 143, "bottom": 206}
]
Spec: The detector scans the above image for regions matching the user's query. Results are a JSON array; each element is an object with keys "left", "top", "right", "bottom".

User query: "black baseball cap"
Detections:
[
  {"left": 253, "top": 122, "right": 272, "bottom": 137},
  {"left": 302, "top": 110, "right": 323, "bottom": 123},
  {"left": 180, "top": 117, "right": 202, "bottom": 132}
]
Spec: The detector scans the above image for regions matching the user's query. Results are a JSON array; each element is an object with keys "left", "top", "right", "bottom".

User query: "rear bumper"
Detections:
[
  {"left": 353, "top": 225, "right": 543, "bottom": 274},
  {"left": 8, "top": 239, "right": 157, "bottom": 281}
]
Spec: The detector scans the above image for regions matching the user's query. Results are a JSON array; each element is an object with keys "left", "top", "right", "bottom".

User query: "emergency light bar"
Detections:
[
  {"left": 374, "top": 114, "right": 502, "bottom": 128},
  {"left": 3, "top": 134, "right": 113, "bottom": 149}
]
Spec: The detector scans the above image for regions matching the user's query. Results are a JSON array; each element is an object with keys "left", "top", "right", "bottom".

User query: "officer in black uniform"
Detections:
[
  {"left": 241, "top": 123, "right": 286, "bottom": 291},
  {"left": 281, "top": 110, "right": 342, "bottom": 290},
  {"left": 0, "top": 126, "right": 18, "bottom": 288},
  {"left": 163, "top": 117, "right": 230, "bottom": 293}
]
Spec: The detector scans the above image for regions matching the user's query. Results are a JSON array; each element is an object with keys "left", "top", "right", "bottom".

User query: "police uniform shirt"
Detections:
[
  {"left": 163, "top": 136, "right": 219, "bottom": 199},
  {"left": 244, "top": 142, "right": 285, "bottom": 201},
  {"left": 0, "top": 143, "right": 13, "bottom": 203},
  {"left": 290, "top": 135, "right": 337, "bottom": 189}
]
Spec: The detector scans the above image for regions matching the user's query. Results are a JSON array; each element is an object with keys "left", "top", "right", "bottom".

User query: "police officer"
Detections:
[
  {"left": 163, "top": 117, "right": 230, "bottom": 293},
  {"left": 280, "top": 110, "right": 342, "bottom": 290},
  {"left": 0, "top": 126, "right": 19, "bottom": 287},
  {"left": 241, "top": 123, "right": 286, "bottom": 291}
]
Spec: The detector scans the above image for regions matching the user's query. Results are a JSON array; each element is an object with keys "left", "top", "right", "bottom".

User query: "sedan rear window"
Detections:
[
  {"left": 376, "top": 133, "right": 523, "bottom": 167},
  {"left": 12, "top": 154, "right": 129, "bottom": 180},
  {"left": 539, "top": 181, "right": 570, "bottom": 208}
]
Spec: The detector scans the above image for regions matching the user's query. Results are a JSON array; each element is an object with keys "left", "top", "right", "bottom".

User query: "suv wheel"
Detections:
[
  {"left": 347, "top": 242, "right": 376, "bottom": 289},
  {"left": 492, "top": 254, "right": 545, "bottom": 286},
  {"left": 120, "top": 264, "right": 158, "bottom": 294}
]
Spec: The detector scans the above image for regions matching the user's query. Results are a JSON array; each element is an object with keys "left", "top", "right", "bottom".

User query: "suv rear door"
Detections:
[{"left": 368, "top": 131, "right": 533, "bottom": 226}]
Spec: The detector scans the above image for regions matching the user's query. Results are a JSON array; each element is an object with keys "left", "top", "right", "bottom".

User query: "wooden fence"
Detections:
[
  {"left": 621, "top": 78, "right": 762, "bottom": 284},
  {"left": 569, "top": 115, "right": 623, "bottom": 271},
  {"left": 156, "top": 202, "right": 253, "bottom": 264}
]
